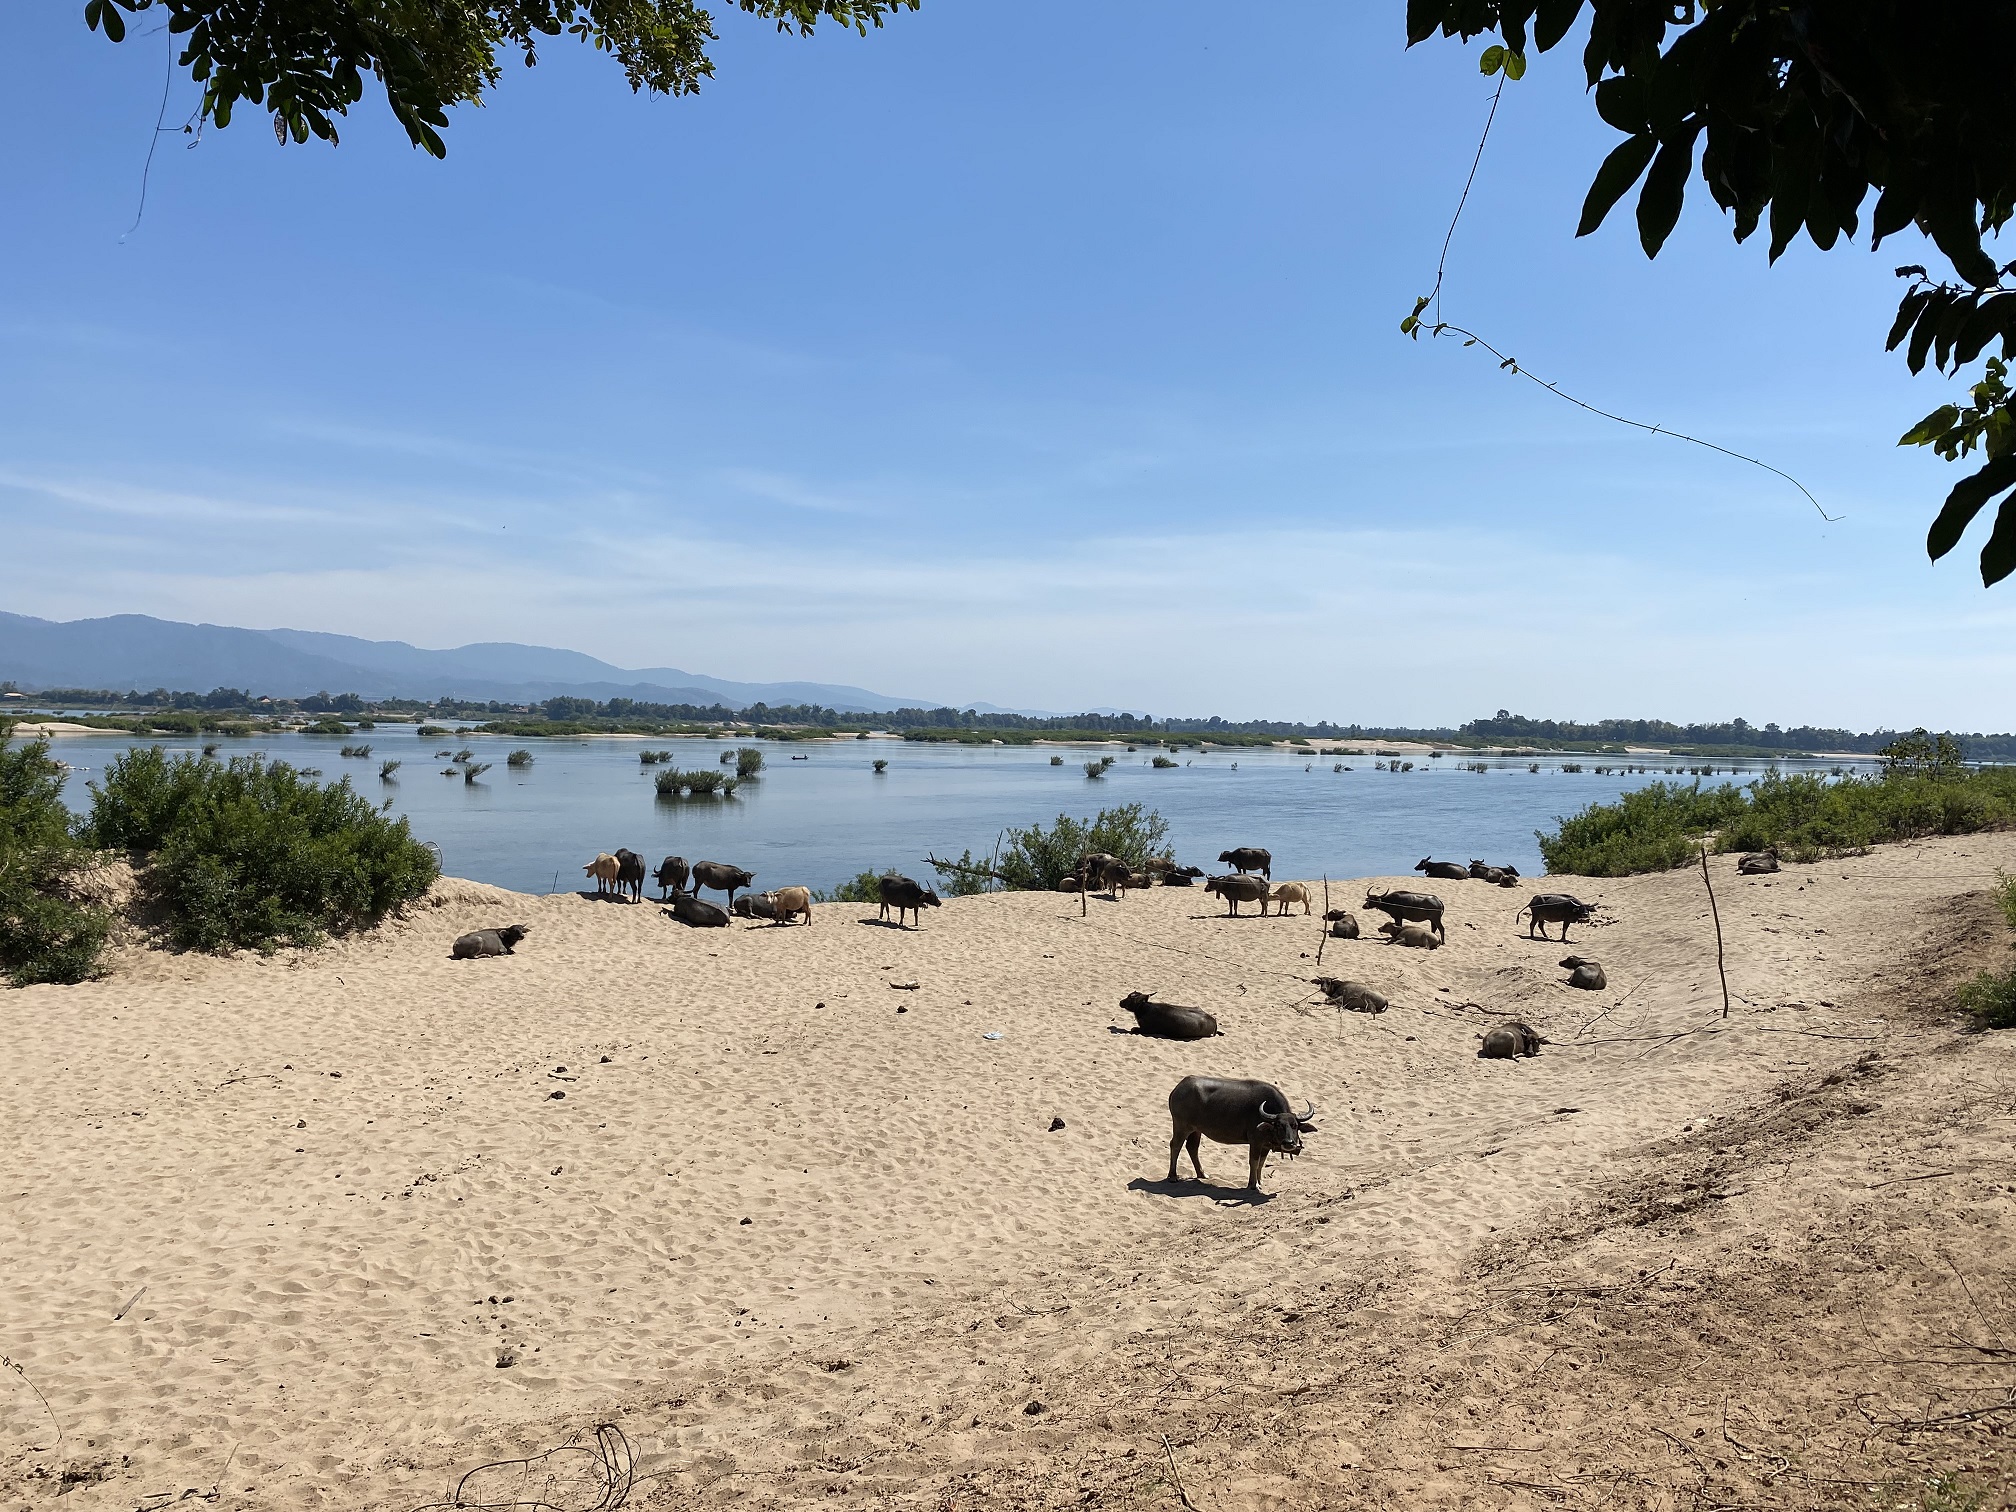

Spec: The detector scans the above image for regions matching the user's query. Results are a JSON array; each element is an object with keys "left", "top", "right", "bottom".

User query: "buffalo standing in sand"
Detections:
[
  {"left": 1268, "top": 882, "right": 1313, "bottom": 916},
  {"left": 1119, "top": 992, "right": 1221, "bottom": 1041},
  {"left": 690, "top": 861, "right": 756, "bottom": 907},
  {"left": 1206, "top": 873, "right": 1270, "bottom": 916},
  {"left": 653, "top": 855, "right": 690, "bottom": 898},
  {"left": 614, "top": 848, "right": 646, "bottom": 903},
  {"left": 583, "top": 853, "right": 620, "bottom": 896},
  {"left": 1217, "top": 847, "right": 1272, "bottom": 878},
  {"left": 878, "top": 874, "right": 941, "bottom": 927},
  {"left": 1363, "top": 889, "right": 1446, "bottom": 941},
  {"left": 452, "top": 924, "right": 530, "bottom": 959},
  {"left": 1518, "top": 894, "right": 1597, "bottom": 941},
  {"left": 1165, "top": 1075, "right": 1317, "bottom": 1193}
]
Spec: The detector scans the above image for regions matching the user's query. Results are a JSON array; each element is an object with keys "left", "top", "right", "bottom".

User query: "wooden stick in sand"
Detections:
[{"left": 1699, "top": 842, "right": 1731, "bottom": 1019}]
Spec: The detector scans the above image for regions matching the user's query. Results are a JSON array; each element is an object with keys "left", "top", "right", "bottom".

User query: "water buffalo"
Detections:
[
  {"left": 1079, "top": 853, "right": 1133, "bottom": 897},
  {"left": 1560, "top": 955, "right": 1607, "bottom": 990},
  {"left": 731, "top": 893, "right": 779, "bottom": 921},
  {"left": 1313, "top": 977, "right": 1386, "bottom": 1013},
  {"left": 1269, "top": 882, "right": 1313, "bottom": 916},
  {"left": 878, "top": 874, "right": 941, "bottom": 927},
  {"left": 583, "top": 853, "right": 620, "bottom": 896},
  {"left": 1479, "top": 1020, "right": 1544, "bottom": 1059},
  {"left": 1325, "top": 910, "right": 1360, "bottom": 939},
  {"left": 653, "top": 855, "right": 690, "bottom": 898},
  {"left": 1119, "top": 991, "right": 1221, "bottom": 1040},
  {"left": 1166, "top": 1075, "right": 1316, "bottom": 1193},
  {"left": 1378, "top": 919, "right": 1442, "bottom": 949},
  {"left": 1363, "top": 889, "right": 1446, "bottom": 941},
  {"left": 614, "top": 847, "right": 646, "bottom": 903},
  {"left": 1737, "top": 851, "right": 1781, "bottom": 875},
  {"left": 1161, "top": 870, "right": 1196, "bottom": 887},
  {"left": 1416, "top": 857, "right": 1471, "bottom": 881},
  {"left": 665, "top": 892, "right": 730, "bottom": 928},
  {"left": 766, "top": 885, "right": 813, "bottom": 925},
  {"left": 1519, "top": 893, "right": 1597, "bottom": 941},
  {"left": 690, "top": 860, "right": 756, "bottom": 906},
  {"left": 452, "top": 924, "right": 529, "bottom": 959},
  {"left": 1469, "top": 859, "right": 1521, "bottom": 882},
  {"left": 1205, "top": 873, "right": 1270, "bottom": 916},
  {"left": 1218, "top": 847, "right": 1272, "bottom": 878}
]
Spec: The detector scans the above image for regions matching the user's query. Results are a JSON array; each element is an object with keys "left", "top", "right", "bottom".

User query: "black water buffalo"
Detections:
[
  {"left": 1479, "top": 1020, "right": 1544, "bottom": 1059},
  {"left": 451, "top": 924, "right": 529, "bottom": 959},
  {"left": 664, "top": 893, "right": 730, "bottom": 928},
  {"left": 690, "top": 860, "right": 755, "bottom": 906},
  {"left": 1469, "top": 859, "right": 1521, "bottom": 882},
  {"left": 1415, "top": 857, "right": 1471, "bottom": 881},
  {"left": 1080, "top": 853, "right": 1133, "bottom": 897},
  {"left": 878, "top": 874, "right": 941, "bottom": 927},
  {"left": 1217, "top": 847, "right": 1272, "bottom": 878},
  {"left": 1325, "top": 910, "right": 1361, "bottom": 939},
  {"left": 731, "top": 893, "right": 779, "bottom": 921},
  {"left": 1160, "top": 870, "right": 1196, "bottom": 887},
  {"left": 1119, "top": 992, "right": 1221, "bottom": 1041},
  {"left": 1560, "top": 955, "right": 1607, "bottom": 990},
  {"left": 1363, "top": 889, "right": 1446, "bottom": 941},
  {"left": 1205, "top": 873, "right": 1270, "bottom": 916},
  {"left": 1519, "top": 893, "right": 1597, "bottom": 941},
  {"left": 653, "top": 855, "right": 690, "bottom": 898},
  {"left": 614, "top": 847, "right": 647, "bottom": 903},
  {"left": 1736, "top": 851, "right": 1781, "bottom": 875},
  {"left": 1313, "top": 977, "right": 1386, "bottom": 1014},
  {"left": 1166, "top": 1075, "right": 1316, "bottom": 1193}
]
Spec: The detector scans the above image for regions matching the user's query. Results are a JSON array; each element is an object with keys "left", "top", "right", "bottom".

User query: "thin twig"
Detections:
[
  {"left": 115, "top": 1285, "right": 147, "bottom": 1321},
  {"left": 1427, "top": 74, "right": 1507, "bottom": 326},
  {"left": 1160, "top": 1434, "right": 1197, "bottom": 1511},
  {"left": 1866, "top": 1171, "right": 1956, "bottom": 1188},
  {"left": 1701, "top": 844, "right": 1731, "bottom": 1019},
  {"left": 1, "top": 1353, "right": 61, "bottom": 1443}
]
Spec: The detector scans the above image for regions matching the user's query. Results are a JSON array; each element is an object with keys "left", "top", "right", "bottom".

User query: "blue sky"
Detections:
[{"left": 2, "top": 3, "right": 2006, "bottom": 727}]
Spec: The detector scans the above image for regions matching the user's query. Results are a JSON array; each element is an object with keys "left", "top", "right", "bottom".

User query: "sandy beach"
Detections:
[{"left": 4, "top": 838, "right": 2014, "bottom": 1510}]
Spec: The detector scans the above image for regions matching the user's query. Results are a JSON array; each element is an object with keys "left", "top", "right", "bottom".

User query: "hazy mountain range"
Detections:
[{"left": 0, "top": 611, "right": 1050, "bottom": 714}]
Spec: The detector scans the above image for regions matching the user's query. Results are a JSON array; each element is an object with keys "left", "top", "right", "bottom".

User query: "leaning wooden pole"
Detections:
[
  {"left": 1700, "top": 842, "right": 1731, "bottom": 1019},
  {"left": 1317, "top": 874, "right": 1331, "bottom": 967}
]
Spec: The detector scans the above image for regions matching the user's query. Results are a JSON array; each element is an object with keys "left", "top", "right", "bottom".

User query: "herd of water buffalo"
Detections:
[{"left": 447, "top": 840, "right": 1613, "bottom": 1195}]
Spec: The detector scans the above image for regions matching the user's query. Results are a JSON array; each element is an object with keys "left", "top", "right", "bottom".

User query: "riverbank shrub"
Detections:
[
  {"left": 1959, "top": 970, "right": 2016, "bottom": 1030},
  {"left": 1539, "top": 767, "right": 2016, "bottom": 877},
  {"left": 812, "top": 870, "right": 884, "bottom": 903},
  {"left": 993, "top": 805, "right": 1172, "bottom": 891},
  {"left": 735, "top": 747, "right": 765, "bottom": 778},
  {"left": 0, "top": 739, "right": 111, "bottom": 986},
  {"left": 83, "top": 748, "right": 438, "bottom": 952}
]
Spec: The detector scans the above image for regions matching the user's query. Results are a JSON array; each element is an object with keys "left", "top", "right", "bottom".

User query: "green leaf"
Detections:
[
  {"left": 1534, "top": 0, "right": 1582, "bottom": 52},
  {"left": 1979, "top": 493, "right": 2016, "bottom": 586},
  {"left": 1898, "top": 406, "right": 1960, "bottom": 448},
  {"left": 1576, "top": 133, "right": 1656, "bottom": 237},
  {"left": 1503, "top": 49, "right": 1527, "bottom": 81},
  {"left": 1927, "top": 453, "right": 2016, "bottom": 562},
  {"left": 1635, "top": 129, "right": 1698, "bottom": 257},
  {"left": 1480, "top": 44, "right": 1505, "bottom": 75}
]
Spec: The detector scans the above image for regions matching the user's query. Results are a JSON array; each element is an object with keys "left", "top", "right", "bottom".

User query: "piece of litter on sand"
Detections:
[
  {"left": 890, "top": 980, "right": 920, "bottom": 991},
  {"left": 982, "top": 1031, "right": 1004, "bottom": 1041}
]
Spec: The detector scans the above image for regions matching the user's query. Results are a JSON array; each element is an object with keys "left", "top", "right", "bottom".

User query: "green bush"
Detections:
[
  {"left": 928, "top": 848, "right": 996, "bottom": 897},
  {"left": 1538, "top": 781, "right": 1748, "bottom": 876},
  {"left": 812, "top": 869, "right": 885, "bottom": 903},
  {"left": 506, "top": 749, "right": 533, "bottom": 767},
  {"left": 1994, "top": 870, "right": 2016, "bottom": 931},
  {"left": 991, "top": 804, "right": 1172, "bottom": 891},
  {"left": 655, "top": 768, "right": 737, "bottom": 797},
  {"left": 85, "top": 749, "right": 438, "bottom": 953},
  {"left": 303, "top": 718, "right": 350, "bottom": 735},
  {"left": 735, "top": 746, "right": 765, "bottom": 778},
  {"left": 0, "top": 739, "right": 110, "bottom": 986},
  {"left": 1958, "top": 969, "right": 2016, "bottom": 1031},
  {"left": 417, "top": 725, "right": 447, "bottom": 737}
]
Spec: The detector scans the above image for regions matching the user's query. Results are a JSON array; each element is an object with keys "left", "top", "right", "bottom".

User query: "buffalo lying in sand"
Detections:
[
  {"left": 665, "top": 893, "right": 730, "bottom": 928},
  {"left": 1415, "top": 857, "right": 1471, "bottom": 881},
  {"left": 1313, "top": 978, "right": 1386, "bottom": 1014},
  {"left": 452, "top": 924, "right": 529, "bottom": 959},
  {"left": 1737, "top": 852, "right": 1781, "bottom": 875},
  {"left": 1479, "top": 1021, "right": 1544, "bottom": 1059},
  {"left": 1363, "top": 889, "right": 1446, "bottom": 941},
  {"left": 731, "top": 894, "right": 778, "bottom": 921},
  {"left": 1119, "top": 992, "right": 1221, "bottom": 1040},
  {"left": 1166, "top": 1075, "right": 1316, "bottom": 1193},
  {"left": 878, "top": 874, "right": 941, "bottom": 927},
  {"left": 1379, "top": 919, "right": 1442, "bottom": 949},
  {"left": 1560, "top": 955, "right": 1607, "bottom": 990},
  {"left": 1217, "top": 847, "right": 1272, "bottom": 878},
  {"left": 690, "top": 861, "right": 755, "bottom": 906},
  {"left": 1206, "top": 874, "right": 1270, "bottom": 916},
  {"left": 1518, "top": 894, "right": 1598, "bottom": 941},
  {"left": 1325, "top": 910, "right": 1361, "bottom": 939}
]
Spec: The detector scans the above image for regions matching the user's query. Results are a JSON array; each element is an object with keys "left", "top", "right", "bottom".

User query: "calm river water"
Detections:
[{"left": 39, "top": 728, "right": 1870, "bottom": 895}]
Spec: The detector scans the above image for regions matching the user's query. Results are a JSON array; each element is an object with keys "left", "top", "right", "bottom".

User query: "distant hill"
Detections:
[{"left": 0, "top": 611, "right": 938, "bottom": 713}]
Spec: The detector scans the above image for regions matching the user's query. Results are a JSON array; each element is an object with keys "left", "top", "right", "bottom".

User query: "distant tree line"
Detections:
[{"left": 1462, "top": 711, "right": 2016, "bottom": 761}]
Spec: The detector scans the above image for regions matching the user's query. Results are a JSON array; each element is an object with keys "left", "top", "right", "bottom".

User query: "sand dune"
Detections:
[{"left": 2, "top": 838, "right": 2012, "bottom": 1509}]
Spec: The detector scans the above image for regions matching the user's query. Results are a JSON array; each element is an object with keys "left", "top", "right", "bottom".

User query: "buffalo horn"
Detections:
[
  {"left": 1258, "top": 1099, "right": 1280, "bottom": 1119},
  {"left": 1297, "top": 1098, "right": 1316, "bottom": 1122}
]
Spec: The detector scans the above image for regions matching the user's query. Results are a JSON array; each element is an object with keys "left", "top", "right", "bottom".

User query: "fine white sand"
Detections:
[{"left": 3, "top": 836, "right": 2012, "bottom": 1508}]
